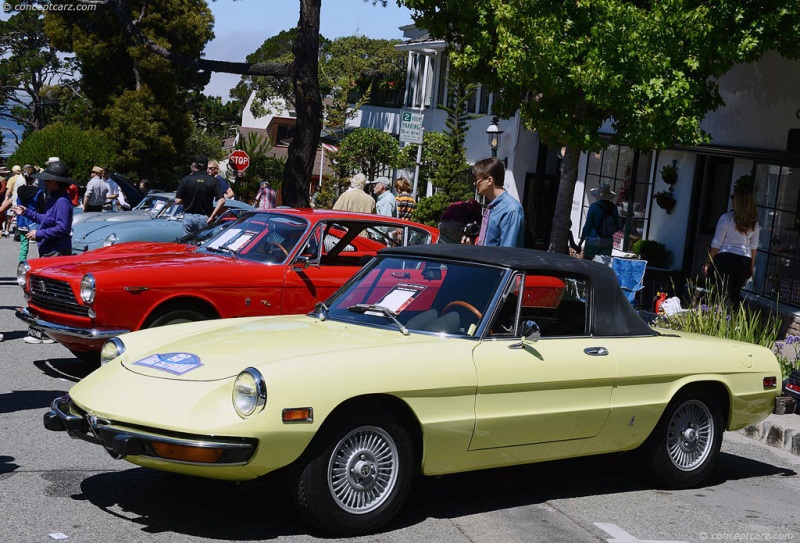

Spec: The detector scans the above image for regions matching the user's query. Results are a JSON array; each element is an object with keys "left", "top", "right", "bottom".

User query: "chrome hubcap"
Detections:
[
  {"left": 666, "top": 400, "right": 714, "bottom": 471},
  {"left": 328, "top": 425, "right": 399, "bottom": 514}
]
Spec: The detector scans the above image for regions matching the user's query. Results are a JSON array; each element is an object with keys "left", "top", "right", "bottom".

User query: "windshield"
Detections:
[
  {"left": 134, "top": 194, "right": 171, "bottom": 215},
  {"left": 198, "top": 212, "right": 309, "bottom": 263},
  {"left": 176, "top": 210, "right": 241, "bottom": 246},
  {"left": 326, "top": 256, "right": 505, "bottom": 337},
  {"left": 154, "top": 200, "right": 182, "bottom": 219}
]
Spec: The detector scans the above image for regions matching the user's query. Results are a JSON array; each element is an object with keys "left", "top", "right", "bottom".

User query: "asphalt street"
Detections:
[{"left": 0, "top": 235, "right": 798, "bottom": 543}]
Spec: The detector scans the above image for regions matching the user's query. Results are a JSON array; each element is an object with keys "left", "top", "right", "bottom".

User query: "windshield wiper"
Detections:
[
  {"left": 313, "top": 301, "right": 329, "bottom": 321},
  {"left": 206, "top": 246, "right": 237, "bottom": 259},
  {"left": 347, "top": 304, "right": 409, "bottom": 336}
]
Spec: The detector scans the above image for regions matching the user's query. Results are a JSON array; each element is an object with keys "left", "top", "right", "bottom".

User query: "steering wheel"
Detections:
[
  {"left": 267, "top": 242, "right": 288, "bottom": 258},
  {"left": 443, "top": 301, "right": 483, "bottom": 320}
]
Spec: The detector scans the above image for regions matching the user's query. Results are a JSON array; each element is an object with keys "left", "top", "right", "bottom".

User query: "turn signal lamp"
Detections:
[
  {"left": 150, "top": 442, "right": 224, "bottom": 463},
  {"left": 282, "top": 408, "right": 313, "bottom": 423}
]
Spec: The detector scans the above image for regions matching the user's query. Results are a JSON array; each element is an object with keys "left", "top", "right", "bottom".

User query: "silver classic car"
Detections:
[{"left": 71, "top": 197, "right": 253, "bottom": 253}]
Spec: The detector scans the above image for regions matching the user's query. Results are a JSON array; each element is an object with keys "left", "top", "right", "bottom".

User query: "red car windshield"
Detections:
[{"left": 200, "top": 213, "right": 310, "bottom": 264}]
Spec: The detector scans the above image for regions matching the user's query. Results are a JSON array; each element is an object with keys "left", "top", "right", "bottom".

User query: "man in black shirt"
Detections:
[{"left": 175, "top": 155, "right": 226, "bottom": 235}]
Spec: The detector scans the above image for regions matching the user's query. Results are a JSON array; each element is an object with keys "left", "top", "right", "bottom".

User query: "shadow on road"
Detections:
[
  {"left": 33, "top": 358, "right": 96, "bottom": 383},
  {"left": 0, "top": 390, "right": 68, "bottom": 415},
  {"left": 0, "top": 455, "right": 19, "bottom": 475},
  {"left": 69, "top": 450, "right": 796, "bottom": 539}
]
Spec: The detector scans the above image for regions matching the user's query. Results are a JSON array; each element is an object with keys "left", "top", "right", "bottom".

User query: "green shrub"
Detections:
[
  {"left": 8, "top": 122, "right": 115, "bottom": 181},
  {"left": 653, "top": 281, "right": 782, "bottom": 350},
  {"left": 411, "top": 191, "right": 452, "bottom": 227},
  {"left": 632, "top": 238, "right": 669, "bottom": 267}
]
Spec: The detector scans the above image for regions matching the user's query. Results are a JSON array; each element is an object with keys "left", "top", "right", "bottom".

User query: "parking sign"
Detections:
[{"left": 399, "top": 111, "right": 424, "bottom": 144}]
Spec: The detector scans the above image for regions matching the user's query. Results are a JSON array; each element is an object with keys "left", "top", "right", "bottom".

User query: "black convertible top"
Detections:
[{"left": 380, "top": 244, "right": 656, "bottom": 337}]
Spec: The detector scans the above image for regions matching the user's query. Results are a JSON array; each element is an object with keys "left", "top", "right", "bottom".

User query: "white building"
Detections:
[{"left": 240, "top": 25, "right": 800, "bottom": 309}]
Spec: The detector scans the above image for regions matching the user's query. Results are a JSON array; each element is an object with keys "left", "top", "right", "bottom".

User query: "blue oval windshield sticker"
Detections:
[{"left": 133, "top": 352, "right": 202, "bottom": 375}]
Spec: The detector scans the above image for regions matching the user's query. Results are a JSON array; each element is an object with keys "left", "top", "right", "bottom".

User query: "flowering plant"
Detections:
[{"left": 773, "top": 333, "right": 800, "bottom": 379}]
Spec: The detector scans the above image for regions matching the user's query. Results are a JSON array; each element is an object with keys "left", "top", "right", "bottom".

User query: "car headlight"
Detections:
[
  {"left": 232, "top": 368, "right": 267, "bottom": 418},
  {"left": 80, "top": 273, "right": 96, "bottom": 304},
  {"left": 100, "top": 338, "right": 125, "bottom": 366},
  {"left": 17, "top": 260, "right": 30, "bottom": 289},
  {"left": 103, "top": 233, "right": 118, "bottom": 247}
]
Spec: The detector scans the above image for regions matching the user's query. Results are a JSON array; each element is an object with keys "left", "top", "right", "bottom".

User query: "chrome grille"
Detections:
[{"left": 29, "top": 275, "right": 90, "bottom": 317}]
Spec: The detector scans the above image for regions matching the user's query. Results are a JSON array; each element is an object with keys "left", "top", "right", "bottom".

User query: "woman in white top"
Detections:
[{"left": 704, "top": 185, "right": 760, "bottom": 304}]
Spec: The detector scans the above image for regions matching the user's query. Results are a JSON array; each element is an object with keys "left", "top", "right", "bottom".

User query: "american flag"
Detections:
[{"left": 321, "top": 143, "right": 339, "bottom": 153}]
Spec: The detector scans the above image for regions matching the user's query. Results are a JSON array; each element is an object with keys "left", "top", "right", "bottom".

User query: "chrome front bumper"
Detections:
[
  {"left": 16, "top": 307, "right": 130, "bottom": 340},
  {"left": 44, "top": 395, "right": 256, "bottom": 465}
]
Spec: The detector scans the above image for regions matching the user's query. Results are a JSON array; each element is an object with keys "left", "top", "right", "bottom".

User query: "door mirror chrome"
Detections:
[
  {"left": 509, "top": 320, "right": 540, "bottom": 349},
  {"left": 291, "top": 255, "right": 312, "bottom": 271}
]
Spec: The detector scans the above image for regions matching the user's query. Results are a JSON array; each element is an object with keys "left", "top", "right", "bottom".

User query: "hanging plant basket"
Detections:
[
  {"left": 660, "top": 162, "right": 678, "bottom": 185},
  {"left": 655, "top": 191, "right": 677, "bottom": 214}
]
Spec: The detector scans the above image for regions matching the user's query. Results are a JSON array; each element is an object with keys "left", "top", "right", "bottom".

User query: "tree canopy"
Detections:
[
  {"left": 0, "top": 10, "right": 78, "bottom": 139},
  {"left": 43, "top": 0, "right": 215, "bottom": 180},
  {"left": 402, "top": 0, "right": 800, "bottom": 252}
]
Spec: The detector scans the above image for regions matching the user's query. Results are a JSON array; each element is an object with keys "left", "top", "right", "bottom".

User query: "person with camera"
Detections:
[{"left": 470, "top": 157, "right": 525, "bottom": 247}]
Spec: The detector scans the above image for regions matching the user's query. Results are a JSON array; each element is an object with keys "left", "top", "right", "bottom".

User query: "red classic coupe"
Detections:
[{"left": 17, "top": 209, "right": 442, "bottom": 361}]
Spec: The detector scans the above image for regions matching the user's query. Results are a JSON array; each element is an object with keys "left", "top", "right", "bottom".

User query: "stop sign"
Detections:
[{"left": 229, "top": 150, "right": 250, "bottom": 172}]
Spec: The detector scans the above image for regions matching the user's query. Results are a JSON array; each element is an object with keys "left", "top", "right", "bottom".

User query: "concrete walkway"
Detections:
[{"left": 739, "top": 411, "right": 800, "bottom": 456}]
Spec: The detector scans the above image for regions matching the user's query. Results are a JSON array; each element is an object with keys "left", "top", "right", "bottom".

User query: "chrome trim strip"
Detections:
[{"left": 16, "top": 308, "right": 129, "bottom": 340}]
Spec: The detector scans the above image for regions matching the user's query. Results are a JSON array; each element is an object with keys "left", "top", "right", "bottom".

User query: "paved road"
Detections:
[{"left": 0, "top": 237, "right": 798, "bottom": 543}]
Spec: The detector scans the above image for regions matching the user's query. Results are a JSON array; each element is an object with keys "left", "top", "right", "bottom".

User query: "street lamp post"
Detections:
[{"left": 486, "top": 116, "right": 503, "bottom": 158}]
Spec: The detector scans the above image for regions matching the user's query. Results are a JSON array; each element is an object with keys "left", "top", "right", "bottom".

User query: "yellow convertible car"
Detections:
[{"left": 44, "top": 245, "right": 780, "bottom": 535}]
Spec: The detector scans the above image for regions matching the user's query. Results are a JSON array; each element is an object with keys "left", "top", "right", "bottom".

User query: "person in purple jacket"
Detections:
[{"left": 11, "top": 160, "right": 74, "bottom": 258}]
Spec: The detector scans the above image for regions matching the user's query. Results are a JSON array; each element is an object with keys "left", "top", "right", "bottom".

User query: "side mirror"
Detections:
[
  {"left": 291, "top": 255, "right": 312, "bottom": 271},
  {"left": 521, "top": 320, "right": 541, "bottom": 342},
  {"left": 509, "top": 320, "right": 540, "bottom": 349}
]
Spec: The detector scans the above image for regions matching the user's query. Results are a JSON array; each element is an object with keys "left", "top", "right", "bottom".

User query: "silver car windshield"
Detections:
[{"left": 327, "top": 256, "right": 505, "bottom": 337}]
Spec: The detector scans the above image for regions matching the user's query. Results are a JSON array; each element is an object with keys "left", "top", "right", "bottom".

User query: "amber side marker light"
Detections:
[
  {"left": 282, "top": 407, "right": 313, "bottom": 423},
  {"left": 150, "top": 442, "right": 224, "bottom": 463},
  {"left": 763, "top": 377, "right": 778, "bottom": 389}
]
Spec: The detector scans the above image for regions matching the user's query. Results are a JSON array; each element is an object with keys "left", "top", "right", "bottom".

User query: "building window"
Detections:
[
  {"left": 750, "top": 163, "right": 800, "bottom": 304},
  {"left": 580, "top": 145, "right": 653, "bottom": 252}
]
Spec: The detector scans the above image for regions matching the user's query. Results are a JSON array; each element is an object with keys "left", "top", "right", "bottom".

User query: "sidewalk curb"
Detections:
[{"left": 738, "top": 417, "right": 800, "bottom": 456}]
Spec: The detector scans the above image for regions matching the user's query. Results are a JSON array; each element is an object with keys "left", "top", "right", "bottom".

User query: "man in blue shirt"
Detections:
[{"left": 472, "top": 157, "right": 525, "bottom": 247}]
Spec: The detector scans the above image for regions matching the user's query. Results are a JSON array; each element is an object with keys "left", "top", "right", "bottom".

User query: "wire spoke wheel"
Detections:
[
  {"left": 327, "top": 425, "right": 399, "bottom": 514},
  {"left": 665, "top": 399, "right": 714, "bottom": 471}
]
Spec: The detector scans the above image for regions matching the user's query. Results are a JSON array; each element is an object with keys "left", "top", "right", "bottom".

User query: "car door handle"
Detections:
[{"left": 584, "top": 347, "right": 609, "bottom": 356}]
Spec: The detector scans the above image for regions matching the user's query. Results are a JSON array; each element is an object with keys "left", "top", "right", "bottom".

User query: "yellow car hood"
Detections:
[{"left": 119, "top": 315, "right": 428, "bottom": 381}]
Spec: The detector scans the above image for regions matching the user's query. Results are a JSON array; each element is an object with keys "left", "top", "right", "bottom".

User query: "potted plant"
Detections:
[
  {"left": 632, "top": 238, "right": 670, "bottom": 268},
  {"left": 654, "top": 190, "right": 676, "bottom": 214},
  {"left": 660, "top": 162, "right": 678, "bottom": 185}
]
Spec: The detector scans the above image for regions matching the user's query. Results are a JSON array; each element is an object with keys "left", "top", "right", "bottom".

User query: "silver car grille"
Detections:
[{"left": 30, "top": 275, "right": 91, "bottom": 317}]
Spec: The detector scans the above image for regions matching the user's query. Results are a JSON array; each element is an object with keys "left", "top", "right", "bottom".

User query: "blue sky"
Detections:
[{"left": 205, "top": 0, "right": 414, "bottom": 100}]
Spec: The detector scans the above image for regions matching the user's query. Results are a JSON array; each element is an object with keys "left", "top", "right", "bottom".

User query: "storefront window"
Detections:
[
  {"left": 751, "top": 163, "right": 800, "bottom": 304},
  {"left": 580, "top": 145, "right": 653, "bottom": 252}
]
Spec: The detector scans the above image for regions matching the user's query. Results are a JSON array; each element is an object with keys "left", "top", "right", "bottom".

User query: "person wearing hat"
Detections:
[
  {"left": 11, "top": 160, "right": 74, "bottom": 257},
  {"left": 332, "top": 173, "right": 376, "bottom": 214},
  {"left": 83, "top": 166, "right": 108, "bottom": 212},
  {"left": 471, "top": 157, "right": 525, "bottom": 247},
  {"left": 373, "top": 176, "right": 397, "bottom": 217},
  {"left": 579, "top": 182, "right": 621, "bottom": 260},
  {"left": 253, "top": 179, "right": 276, "bottom": 210},
  {"left": 175, "top": 155, "right": 226, "bottom": 235}
]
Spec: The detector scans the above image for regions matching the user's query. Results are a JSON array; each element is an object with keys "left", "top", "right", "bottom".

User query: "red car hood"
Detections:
[{"left": 30, "top": 249, "right": 237, "bottom": 281}]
